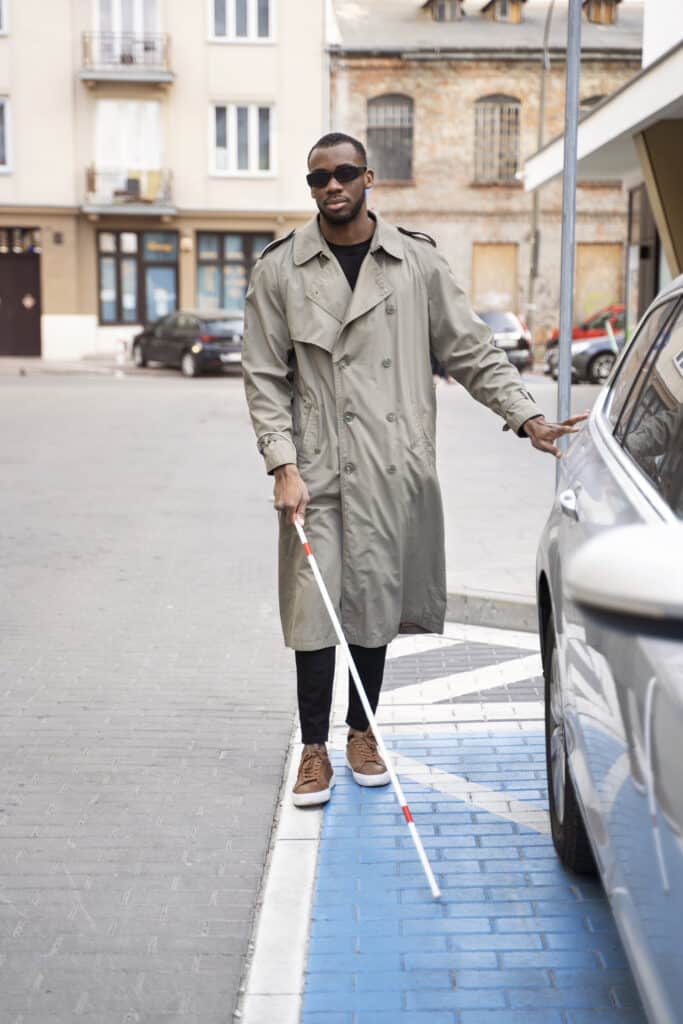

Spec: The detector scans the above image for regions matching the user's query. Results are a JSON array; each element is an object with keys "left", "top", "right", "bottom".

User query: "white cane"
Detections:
[{"left": 293, "top": 517, "right": 441, "bottom": 900}]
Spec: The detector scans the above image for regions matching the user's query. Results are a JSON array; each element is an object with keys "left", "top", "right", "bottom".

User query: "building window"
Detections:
[
  {"left": 212, "top": 104, "right": 272, "bottom": 174},
  {"left": 474, "top": 95, "right": 520, "bottom": 184},
  {"left": 583, "top": 0, "right": 619, "bottom": 25},
  {"left": 428, "top": 0, "right": 464, "bottom": 20},
  {"left": 0, "top": 0, "right": 7, "bottom": 34},
  {"left": 98, "top": 230, "right": 178, "bottom": 325},
  {"left": 0, "top": 98, "right": 9, "bottom": 170},
  {"left": 212, "top": 0, "right": 272, "bottom": 40},
  {"left": 480, "top": 0, "right": 525, "bottom": 22},
  {"left": 196, "top": 232, "right": 272, "bottom": 314},
  {"left": 367, "top": 95, "right": 414, "bottom": 182}
]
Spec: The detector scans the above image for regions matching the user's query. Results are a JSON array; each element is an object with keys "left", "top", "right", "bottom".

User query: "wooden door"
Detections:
[
  {"left": 575, "top": 243, "right": 623, "bottom": 324},
  {"left": 0, "top": 253, "right": 42, "bottom": 356},
  {"left": 471, "top": 243, "right": 518, "bottom": 311}
]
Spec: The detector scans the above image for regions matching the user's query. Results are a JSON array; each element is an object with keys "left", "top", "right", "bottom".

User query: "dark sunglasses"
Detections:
[{"left": 306, "top": 163, "right": 367, "bottom": 189}]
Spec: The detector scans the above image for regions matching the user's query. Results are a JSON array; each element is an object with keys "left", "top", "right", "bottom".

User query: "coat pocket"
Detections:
[
  {"left": 408, "top": 403, "right": 436, "bottom": 457},
  {"left": 293, "top": 395, "right": 320, "bottom": 460}
]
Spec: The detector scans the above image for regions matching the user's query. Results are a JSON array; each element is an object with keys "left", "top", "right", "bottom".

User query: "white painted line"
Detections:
[
  {"left": 381, "top": 654, "right": 542, "bottom": 706},
  {"left": 386, "top": 633, "right": 464, "bottom": 661},
  {"left": 328, "top": 739, "right": 551, "bottom": 836},
  {"left": 443, "top": 621, "right": 540, "bottom": 650}
]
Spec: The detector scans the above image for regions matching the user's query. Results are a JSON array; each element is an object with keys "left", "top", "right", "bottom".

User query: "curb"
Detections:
[{"left": 446, "top": 588, "right": 537, "bottom": 632}]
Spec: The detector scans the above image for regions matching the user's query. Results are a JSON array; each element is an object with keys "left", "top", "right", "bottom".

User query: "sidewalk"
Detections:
[{"left": 240, "top": 623, "right": 645, "bottom": 1024}]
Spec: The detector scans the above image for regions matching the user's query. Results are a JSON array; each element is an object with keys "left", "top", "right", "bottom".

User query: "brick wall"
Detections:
[{"left": 331, "top": 55, "right": 639, "bottom": 340}]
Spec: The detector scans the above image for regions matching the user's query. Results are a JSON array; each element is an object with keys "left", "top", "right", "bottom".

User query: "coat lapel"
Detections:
[{"left": 342, "top": 252, "right": 393, "bottom": 329}]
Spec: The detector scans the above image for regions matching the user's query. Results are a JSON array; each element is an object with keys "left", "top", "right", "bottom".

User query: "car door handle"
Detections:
[{"left": 559, "top": 488, "right": 579, "bottom": 521}]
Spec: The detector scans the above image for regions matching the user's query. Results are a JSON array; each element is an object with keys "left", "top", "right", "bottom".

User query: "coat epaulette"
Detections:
[
  {"left": 258, "top": 230, "right": 295, "bottom": 259},
  {"left": 397, "top": 227, "right": 437, "bottom": 247}
]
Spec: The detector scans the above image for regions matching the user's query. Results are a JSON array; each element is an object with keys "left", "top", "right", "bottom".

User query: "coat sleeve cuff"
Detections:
[
  {"left": 501, "top": 393, "right": 544, "bottom": 436},
  {"left": 257, "top": 433, "right": 298, "bottom": 474}
]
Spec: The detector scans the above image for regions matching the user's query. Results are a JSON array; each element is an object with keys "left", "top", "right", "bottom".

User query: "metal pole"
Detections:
[{"left": 556, "top": 0, "right": 582, "bottom": 476}]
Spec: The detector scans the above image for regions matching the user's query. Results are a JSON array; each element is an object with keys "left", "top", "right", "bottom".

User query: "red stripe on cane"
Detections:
[
  {"left": 303, "top": 542, "right": 312, "bottom": 557},
  {"left": 402, "top": 806, "right": 413, "bottom": 824}
]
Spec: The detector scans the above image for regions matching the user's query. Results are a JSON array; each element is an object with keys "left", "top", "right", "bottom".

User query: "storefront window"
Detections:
[
  {"left": 196, "top": 231, "right": 272, "bottom": 313},
  {"left": 97, "top": 229, "right": 178, "bottom": 324}
]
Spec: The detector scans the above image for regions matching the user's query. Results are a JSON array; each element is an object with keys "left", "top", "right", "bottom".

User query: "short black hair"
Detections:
[{"left": 307, "top": 132, "right": 367, "bottom": 167}]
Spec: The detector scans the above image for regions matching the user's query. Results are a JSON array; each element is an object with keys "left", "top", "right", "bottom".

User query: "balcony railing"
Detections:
[
  {"left": 81, "top": 32, "right": 173, "bottom": 81},
  {"left": 84, "top": 167, "right": 174, "bottom": 213}
]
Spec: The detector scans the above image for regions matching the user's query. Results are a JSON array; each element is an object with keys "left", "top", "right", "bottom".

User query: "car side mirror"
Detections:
[{"left": 565, "top": 524, "right": 683, "bottom": 624}]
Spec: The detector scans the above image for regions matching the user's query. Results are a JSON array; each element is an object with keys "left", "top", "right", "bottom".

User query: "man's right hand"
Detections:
[{"left": 273, "top": 464, "right": 309, "bottom": 525}]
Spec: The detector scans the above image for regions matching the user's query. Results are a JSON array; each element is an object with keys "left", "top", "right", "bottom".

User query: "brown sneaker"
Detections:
[
  {"left": 292, "top": 744, "right": 335, "bottom": 807},
  {"left": 346, "top": 728, "right": 390, "bottom": 787}
]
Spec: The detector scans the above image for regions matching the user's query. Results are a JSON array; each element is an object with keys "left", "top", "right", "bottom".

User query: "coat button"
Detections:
[
  {"left": 386, "top": 303, "right": 396, "bottom": 314},
  {"left": 387, "top": 464, "right": 397, "bottom": 474},
  {"left": 314, "top": 447, "right": 321, "bottom": 454},
  {"left": 386, "top": 412, "right": 396, "bottom": 422},
  {"left": 344, "top": 462, "right": 355, "bottom": 474},
  {"left": 382, "top": 358, "right": 392, "bottom": 368},
  {"left": 343, "top": 411, "right": 355, "bottom": 423},
  {"left": 338, "top": 356, "right": 350, "bottom": 369}
]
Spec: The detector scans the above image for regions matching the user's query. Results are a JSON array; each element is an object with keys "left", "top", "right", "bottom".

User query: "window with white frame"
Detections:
[
  {"left": 212, "top": 103, "right": 272, "bottom": 174},
  {"left": 212, "top": 0, "right": 272, "bottom": 40},
  {"left": 0, "top": 0, "right": 7, "bottom": 34},
  {"left": 0, "top": 99, "right": 9, "bottom": 169}
]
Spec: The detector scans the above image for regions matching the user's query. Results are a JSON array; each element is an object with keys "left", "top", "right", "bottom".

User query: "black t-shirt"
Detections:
[{"left": 328, "top": 238, "right": 372, "bottom": 291}]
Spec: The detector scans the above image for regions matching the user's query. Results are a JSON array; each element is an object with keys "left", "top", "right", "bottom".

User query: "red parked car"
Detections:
[{"left": 548, "top": 303, "right": 625, "bottom": 344}]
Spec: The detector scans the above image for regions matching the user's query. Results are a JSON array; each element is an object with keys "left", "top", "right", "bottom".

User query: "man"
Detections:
[{"left": 242, "top": 132, "right": 585, "bottom": 807}]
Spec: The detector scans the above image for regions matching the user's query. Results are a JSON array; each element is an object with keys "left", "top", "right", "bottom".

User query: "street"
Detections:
[{"left": 0, "top": 368, "right": 639, "bottom": 1022}]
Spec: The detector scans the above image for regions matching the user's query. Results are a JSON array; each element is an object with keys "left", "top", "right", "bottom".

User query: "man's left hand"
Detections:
[{"left": 523, "top": 413, "right": 589, "bottom": 458}]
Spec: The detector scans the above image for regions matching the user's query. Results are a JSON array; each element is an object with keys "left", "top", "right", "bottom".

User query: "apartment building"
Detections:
[
  {"left": 0, "top": 0, "right": 326, "bottom": 358},
  {"left": 329, "top": 0, "right": 643, "bottom": 339}
]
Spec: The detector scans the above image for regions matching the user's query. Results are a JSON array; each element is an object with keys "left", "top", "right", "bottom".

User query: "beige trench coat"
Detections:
[{"left": 242, "top": 214, "right": 541, "bottom": 651}]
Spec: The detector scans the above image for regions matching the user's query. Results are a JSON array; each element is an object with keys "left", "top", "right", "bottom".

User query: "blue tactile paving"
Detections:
[{"left": 300, "top": 731, "right": 646, "bottom": 1023}]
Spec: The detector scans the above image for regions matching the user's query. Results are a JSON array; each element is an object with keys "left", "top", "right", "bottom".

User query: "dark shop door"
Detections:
[{"left": 0, "top": 253, "right": 42, "bottom": 356}]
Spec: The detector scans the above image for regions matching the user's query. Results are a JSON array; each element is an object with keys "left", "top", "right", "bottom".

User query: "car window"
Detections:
[
  {"left": 605, "top": 299, "right": 679, "bottom": 429},
  {"left": 621, "top": 303, "right": 683, "bottom": 518},
  {"left": 586, "top": 310, "right": 611, "bottom": 330}
]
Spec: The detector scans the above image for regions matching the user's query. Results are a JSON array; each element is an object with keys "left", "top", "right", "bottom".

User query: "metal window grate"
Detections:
[
  {"left": 474, "top": 95, "right": 520, "bottom": 184},
  {"left": 367, "top": 95, "right": 414, "bottom": 182}
]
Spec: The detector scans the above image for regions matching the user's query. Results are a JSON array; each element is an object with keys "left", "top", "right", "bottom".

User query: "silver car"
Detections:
[{"left": 536, "top": 275, "right": 683, "bottom": 1023}]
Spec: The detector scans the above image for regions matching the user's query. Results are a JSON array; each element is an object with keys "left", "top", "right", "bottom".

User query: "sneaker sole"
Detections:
[
  {"left": 345, "top": 755, "right": 390, "bottom": 788},
  {"left": 292, "top": 772, "right": 335, "bottom": 807}
]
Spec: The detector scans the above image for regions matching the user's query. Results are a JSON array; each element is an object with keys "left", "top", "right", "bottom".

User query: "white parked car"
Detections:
[{"left": 536, "top": 275, "right": 683, "bottom": 1023}]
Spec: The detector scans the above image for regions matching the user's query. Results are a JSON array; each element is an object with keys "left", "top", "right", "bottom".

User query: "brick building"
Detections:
[{"left": 329, "top": 0, "right": 643, "bottom": 341}]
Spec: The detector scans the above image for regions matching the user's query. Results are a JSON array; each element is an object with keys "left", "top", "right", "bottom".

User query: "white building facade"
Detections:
[{"left": 0, "top": 0, "right": 327, "bottom": 358}]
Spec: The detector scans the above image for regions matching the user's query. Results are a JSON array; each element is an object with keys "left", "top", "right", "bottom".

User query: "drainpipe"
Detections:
[
  {"left": 556, "top": 0, "right": 582, "bottom": 479},
  {"left": 525, "top": 0, "right": 556, "bottom": 347}
]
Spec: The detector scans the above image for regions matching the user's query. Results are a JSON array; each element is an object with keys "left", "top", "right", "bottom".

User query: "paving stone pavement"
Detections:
[
  {"left": 299, "top": 625, "right": 647, "bottom": 1024},
  {"left": 0, "top": 374, "right": 294, "bottom": 1023}
]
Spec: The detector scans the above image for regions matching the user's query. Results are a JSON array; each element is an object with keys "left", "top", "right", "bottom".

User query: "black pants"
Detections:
[{"left": 295, "top": 645, "right": 387, "bottom": 745}]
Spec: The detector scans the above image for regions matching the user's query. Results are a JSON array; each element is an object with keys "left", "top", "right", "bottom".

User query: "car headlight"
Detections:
[{"left": 191, "top": 342, "right": 203, "bottom": 354}]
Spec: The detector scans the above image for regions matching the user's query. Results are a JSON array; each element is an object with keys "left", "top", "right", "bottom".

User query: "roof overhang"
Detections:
[{"left": 524, "top": 40, "right": 683, "bottom": 190}]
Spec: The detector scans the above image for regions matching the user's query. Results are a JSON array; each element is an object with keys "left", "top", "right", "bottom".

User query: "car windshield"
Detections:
[
  {"left": 584, "top": 311, "right": 612, "bottom": 330},
  {"left": 201, "top": 319, "right": 243, "bottom": 336},
  {"left": 477, "top": 311, "right": 519, "bottom": 332}
]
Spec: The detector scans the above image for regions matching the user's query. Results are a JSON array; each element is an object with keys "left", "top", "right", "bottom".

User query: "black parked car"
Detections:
[
  {"left": 132, "top": 310, "right": 244, "bottom": 377},
  {"left": 476, "top": 310, "right": 533, "bottom": 372}
]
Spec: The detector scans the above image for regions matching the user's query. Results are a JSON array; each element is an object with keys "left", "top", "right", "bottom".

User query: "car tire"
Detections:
[
  {"left": 588, "top": 352, "right": 616, "bottom": 385},
  {"left": 544, "top": 616, "right": 597, "bottom": 875},
  {"left": 181, "top": 351, "right": 200, "bottom": 378},
  {"left": 132, "top": 343, "right": 147, "bottom": 368}
]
